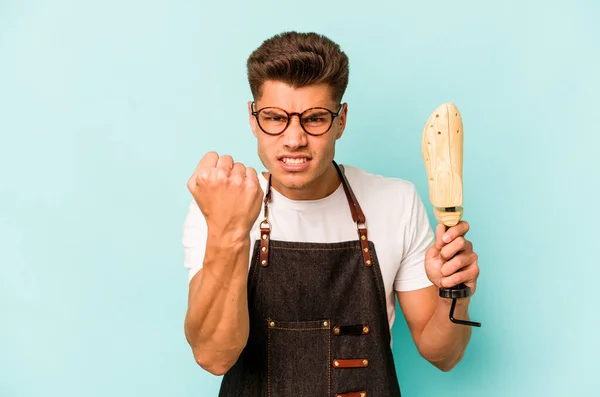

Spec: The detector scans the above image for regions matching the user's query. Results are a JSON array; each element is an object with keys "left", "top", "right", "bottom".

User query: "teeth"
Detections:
[{"left": 282, "top": 158, "right": 307, "bottom": 164}]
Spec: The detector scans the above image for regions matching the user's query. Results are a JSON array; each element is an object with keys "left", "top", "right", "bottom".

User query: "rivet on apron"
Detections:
[
  {"left": 366, "top": 260, "right": 372, "bottom": 266},
  {"left": 262, "top": 234, "right": 267, "bottom": 240},
  {"left": 333, "top": 360, "right": 340, "bottom": 367},
  {"left": 333, "top": 326, "right": 340, "bottom": 335},
  {"left": 363, "top": 359, "right": 369, "bottom": 366},
  {"left": 361, "top": 235, "right": 366, "bottom": 240},
  {"left": 323, "top": 321, "right": 329, "bottom": 327},
  {"left": 268, "top": 321, "right": 275, "bottom": 328},
  {"left": 261, "top": 260, "right": 267, "bottom": 266},
  {"left": 363, "top": 325, "right": 370, "bottom": 334},
  {"left": 363, "top": 247, "right": 369, "bottom": 253},
  {"left": 261, "top": 246, "right": 267, "bottom": 252}
]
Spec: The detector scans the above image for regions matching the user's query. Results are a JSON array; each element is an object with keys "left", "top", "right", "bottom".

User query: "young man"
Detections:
[{"left": 182, "top": 31, "right": 480, "bottom": 396}]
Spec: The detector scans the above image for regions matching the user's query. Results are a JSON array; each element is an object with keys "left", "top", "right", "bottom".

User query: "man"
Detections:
[{"left": 182, "top": 31, "right": 479, "bottom": 396}]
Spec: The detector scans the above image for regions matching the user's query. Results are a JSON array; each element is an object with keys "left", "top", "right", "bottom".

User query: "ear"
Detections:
[
  {"left": 335, "top": 102, "right": 348, "bottom": 140},
  {"left": 248, "top": 101, "right": 258, "bottom": 138}
]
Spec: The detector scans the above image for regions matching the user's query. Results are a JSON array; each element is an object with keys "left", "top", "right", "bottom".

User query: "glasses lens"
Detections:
[
  {"left": 258, "top": 108, "right": 288, "bottom": 134},
  {"left": 302, "top": 109, "right": 333, "bottom": 135}
]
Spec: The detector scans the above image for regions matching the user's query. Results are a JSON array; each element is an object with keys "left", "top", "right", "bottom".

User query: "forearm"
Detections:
[
  {"left": 184, "top": 232, "right": 251, "bottom": 375},
  {"left": 417, "top": 297, "right": 472, "bottom": 371}
]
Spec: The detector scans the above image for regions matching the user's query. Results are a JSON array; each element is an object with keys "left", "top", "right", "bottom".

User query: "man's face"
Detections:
[{"left": 248, "top": 80, "right": 347, "bottom": 199}]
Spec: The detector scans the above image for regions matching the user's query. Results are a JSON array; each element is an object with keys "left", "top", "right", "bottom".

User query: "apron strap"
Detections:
[
  {"left": 332, "top": 161, "right": 366, "bottom": 225},
  {"left": 261, "top": 161, "right": 374, "bottom": 267},
  {"left": 333, "top": 161, "right": 373, "bottom": 267}
]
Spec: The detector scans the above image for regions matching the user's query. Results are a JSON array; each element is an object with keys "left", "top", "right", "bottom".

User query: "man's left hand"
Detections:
[{"left": 425, "top": 221, "right": 480, "bottom": 296}]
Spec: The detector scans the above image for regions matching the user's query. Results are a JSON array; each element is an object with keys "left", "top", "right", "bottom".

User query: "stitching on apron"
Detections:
[
  {"left": 250, "top": 248, "right": 260, "bottom": 284},
  {"left": 267, "top": 326, "right": 271, "bottom": 397},
  {"left": 328, "top": 324, "right": 331, "bottom": 396},
  {"left": 369, "top": 254, "right": 387, "bottom": 319},
  {"left": 271, "top": 327, "right": 330, "bottom": 331},
  {"left": 270, "top": 246, "right": 360, "bottom": 251}
]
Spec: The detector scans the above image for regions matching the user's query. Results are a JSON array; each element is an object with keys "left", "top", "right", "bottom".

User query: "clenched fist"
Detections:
[
  {"left": 424, "top": 221, "right": 480, "bottom": 296},
  {"left": 187, "top": 152, "right": 264, "bottom": 239}
]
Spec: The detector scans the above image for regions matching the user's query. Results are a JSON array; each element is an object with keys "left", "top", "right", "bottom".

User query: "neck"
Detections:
[{"left": 266, "top": 162, "right": 342, "bottom": 201}]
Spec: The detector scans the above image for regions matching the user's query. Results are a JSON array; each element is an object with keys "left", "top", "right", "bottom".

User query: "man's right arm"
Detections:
[
  {"left": 184, "top": 231, "right": 251, "bottom": 376},
  {"left": 183, "top": 152, "right": 264, "bottom": 376}
]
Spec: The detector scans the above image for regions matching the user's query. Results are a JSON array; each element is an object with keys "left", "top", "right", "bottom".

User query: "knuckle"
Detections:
[
  {"left": 216, "top": 168, "right": 228, "bottom": 179},
  {"left": 440, "top": 264, "right": 448, "bottom": 276},
  {"left": 466, "top": 240, "right": 473, "bottom": 251},
  {"left": 230, "top": 175, "right": 244, "bottom": 186},
  {"left": 187, "top": 179, "right": 195, "bottom": 192},
  {"left": 196, "top": 170, "right": 209, "bottom": 184},
  {"left": 439, "top": 251, "right": 448, "bottom": 262}
]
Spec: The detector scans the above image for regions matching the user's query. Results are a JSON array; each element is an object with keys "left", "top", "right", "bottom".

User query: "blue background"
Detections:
[{"left": 1, "top": 0, "right": 598, "bottom": 396}]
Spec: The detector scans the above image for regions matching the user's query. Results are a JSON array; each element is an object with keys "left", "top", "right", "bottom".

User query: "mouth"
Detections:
[{"left": 278, "top": 155, "right": 311, "bottom": 172}]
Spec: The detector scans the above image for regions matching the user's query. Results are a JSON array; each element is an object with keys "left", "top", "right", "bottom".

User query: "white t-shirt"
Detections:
[{"left": 182, "top": 164, "right": 435, "bottom": 332}]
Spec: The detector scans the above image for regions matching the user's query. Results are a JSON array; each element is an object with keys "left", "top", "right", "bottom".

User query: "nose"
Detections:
[{"left": 282, "top": 115, "right": 307, "bottom": 149}]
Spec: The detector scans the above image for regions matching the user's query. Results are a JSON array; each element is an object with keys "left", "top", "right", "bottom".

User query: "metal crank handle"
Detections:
[{"left": 439, "top": 220, "right": 481, "bottom": 327}]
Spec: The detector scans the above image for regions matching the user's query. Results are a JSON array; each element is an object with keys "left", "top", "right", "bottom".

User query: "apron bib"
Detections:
[{"left": 219, "top": 161, "right": 402, "bottom": 397}]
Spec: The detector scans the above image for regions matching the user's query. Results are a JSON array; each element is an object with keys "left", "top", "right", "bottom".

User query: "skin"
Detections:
[
  {"left": 184, "top": 79, "right": 480, "bottom": 375},
  {"left": 249, "top": 80, "right": 347, "bottom": 200}
]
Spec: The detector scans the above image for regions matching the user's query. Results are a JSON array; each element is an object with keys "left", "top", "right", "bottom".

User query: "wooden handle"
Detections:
[{"left": 422, "top": 103, "right": 464, "bottom": 227}]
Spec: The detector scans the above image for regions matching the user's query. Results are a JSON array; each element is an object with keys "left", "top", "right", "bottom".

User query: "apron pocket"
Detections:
[{"left": 267, "top": 318, "right": 331, "bottom": 397}]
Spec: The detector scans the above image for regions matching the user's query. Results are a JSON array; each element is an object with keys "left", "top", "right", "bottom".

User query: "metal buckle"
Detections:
[
  {"left": 259, "top": 218, "right": 271, "bottom": 230},
  {"left": 355, "top": 221, "right": 367, "bottom": 231}
]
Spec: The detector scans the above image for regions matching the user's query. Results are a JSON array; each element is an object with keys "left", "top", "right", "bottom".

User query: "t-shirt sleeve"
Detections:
[
  {"left": 394, "top": 184, "right": 435, "bottom": 292},
  {"left": 182, "top": 199, "right": 208, "bottom": 283}
]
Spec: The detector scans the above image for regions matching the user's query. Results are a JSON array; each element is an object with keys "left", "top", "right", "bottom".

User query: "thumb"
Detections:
[
  {"left": 434, "top": 223, "right": 447, "bottom": 250},
  {"left": 426, "top": 223, "right": 446, "bottom": 260}
]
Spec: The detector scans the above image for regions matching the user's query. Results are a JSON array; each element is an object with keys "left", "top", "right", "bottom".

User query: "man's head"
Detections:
[{"left": 246, "top": 31, "right": 349, "bottom": 200}]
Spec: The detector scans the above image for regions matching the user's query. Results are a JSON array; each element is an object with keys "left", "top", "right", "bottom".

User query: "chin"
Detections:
[{"left": 276, "top": 172, "right": 312, "bottom": 190}]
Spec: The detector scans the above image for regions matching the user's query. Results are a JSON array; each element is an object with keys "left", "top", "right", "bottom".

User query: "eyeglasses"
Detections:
[{"left": 251, "top": 102, "right": 343, "bottom": 136}]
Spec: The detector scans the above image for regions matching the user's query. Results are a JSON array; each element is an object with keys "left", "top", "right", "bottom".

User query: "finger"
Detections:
[
  {"left": 441, "top": 263, "right": 479, "bottom": 288},
  {"left": 439, "top": 237, "right": 472, "bottom": 261},
  {"left": 245, "top": 167, "right": 259, "bottom": 183},
  {"left": 196, "top": 151, "right": 219, "bottom": 172},
  {"left": 231, "top": 162, "right": 246, "bottom": 177},
  {"left": 216, "top": 155, "right": 234, "bottom": 169},
  {"left": 442, "top": 220, "right": 470, "bottom": 244},
  {"left": 191, "top": 152, "right": 219, "bottom": 187},
  {"left": 190, "top": 152, "right": 219, "bottom": 184},
  {"left": 440, "top": 252, "right": 475, "bottom": 276}
]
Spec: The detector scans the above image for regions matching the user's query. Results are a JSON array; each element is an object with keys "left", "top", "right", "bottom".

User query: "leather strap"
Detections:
[
  {"left": 332, "top": 324, "right": 370, "bottom": 336},
  {"left": 332, "top": 358, "right": 369, "bottom": 368},
  {"left": 333, "top": 162, "right": 366, "bottom": 225},
  {"left": 259, "top": 174, "right": 272, "bottom": 267},
  {"left": 260, "top": 162, "right": 373, "bottom": 267},
  {"left": 332, "top": 162, "right": 373, "bottom": 268},
  {"left": 335, "top": 392, "right": 366, "bottom": 397}
]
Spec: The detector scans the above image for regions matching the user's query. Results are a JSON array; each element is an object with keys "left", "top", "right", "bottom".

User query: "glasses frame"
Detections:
[{"left": 251, "top": 102, "right": 343, "bottom": 136}]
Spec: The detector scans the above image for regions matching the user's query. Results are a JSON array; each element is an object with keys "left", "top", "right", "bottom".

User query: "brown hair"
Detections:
[{"left": 247, "top": 31, "right": 349, "bottom": 103}]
